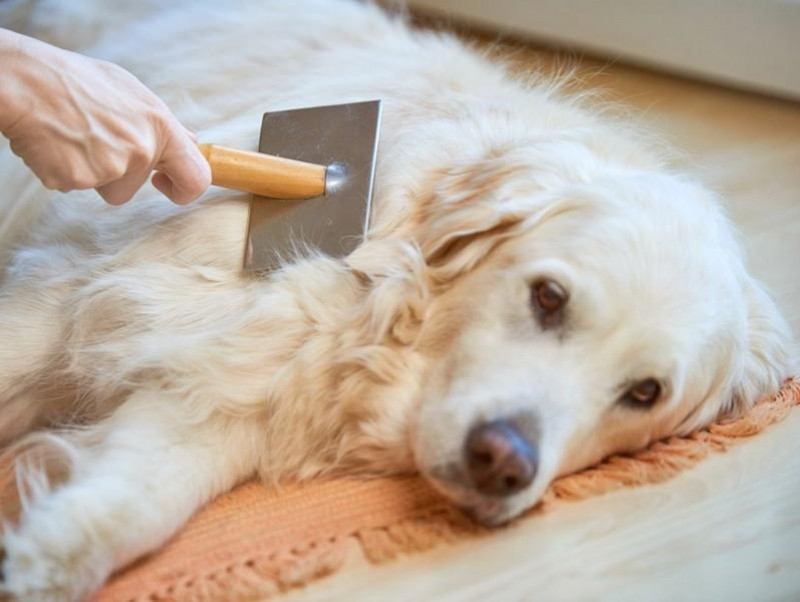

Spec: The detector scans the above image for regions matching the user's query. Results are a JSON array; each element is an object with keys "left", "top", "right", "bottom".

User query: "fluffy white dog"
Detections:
[{"left": 0, "top": 1, "right": 794, "bottom": 599}]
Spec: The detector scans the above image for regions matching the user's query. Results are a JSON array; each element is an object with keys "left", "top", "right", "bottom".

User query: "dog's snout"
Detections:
[{"left": 465, "top": 420, "right": 538, "bottom": 497}]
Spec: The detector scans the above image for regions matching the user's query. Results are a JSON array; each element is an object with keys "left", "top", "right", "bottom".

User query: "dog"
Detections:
[{"left": 0, "top": 1, "right": 794, "bottom": 599}]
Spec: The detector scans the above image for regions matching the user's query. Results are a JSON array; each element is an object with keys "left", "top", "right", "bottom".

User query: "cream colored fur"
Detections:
[{"left": 0, "top": 1, "right": 795, "bottom": 599}]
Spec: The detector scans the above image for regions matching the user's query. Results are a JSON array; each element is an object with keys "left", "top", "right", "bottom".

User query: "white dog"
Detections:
[{"left": 0, "top": 1, "right": 794, "bottom": 599}]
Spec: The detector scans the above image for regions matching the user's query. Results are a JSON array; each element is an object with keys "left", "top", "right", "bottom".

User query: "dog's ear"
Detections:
[
  {"left": 728, "top": 276, "right": 795, "bottom": 414},
  {"left": 412, "top": 159, "right": 546, "bottom": 283},
  {"left": 344, "top": 157, "right": 544, "bottom": 347},
  {"left": 345, "top": 153, "right": 576, "bottom": 346}
]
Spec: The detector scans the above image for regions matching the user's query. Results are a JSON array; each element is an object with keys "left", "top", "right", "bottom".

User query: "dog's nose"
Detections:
[{"left": 465, "top": 420, "right": 538, "bottom": 497}]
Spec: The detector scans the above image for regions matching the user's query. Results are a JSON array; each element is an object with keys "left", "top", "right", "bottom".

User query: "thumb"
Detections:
[{"left": 153, "top": 122, "right": 212, "bottom": 204}]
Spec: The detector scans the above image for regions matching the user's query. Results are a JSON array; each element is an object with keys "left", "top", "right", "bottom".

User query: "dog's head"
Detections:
[{"left": 347, "top": 139, "right": 794, "bottom": 525}]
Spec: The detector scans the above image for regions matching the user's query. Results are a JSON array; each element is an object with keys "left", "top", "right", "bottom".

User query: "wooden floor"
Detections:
[{"left": 281, "top": 34, "right": 800, "bottom": 602}]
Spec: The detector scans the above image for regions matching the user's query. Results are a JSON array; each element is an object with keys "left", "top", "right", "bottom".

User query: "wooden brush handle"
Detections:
[{"left": 198, "top": 143, "right": 326, "bottom": 199}]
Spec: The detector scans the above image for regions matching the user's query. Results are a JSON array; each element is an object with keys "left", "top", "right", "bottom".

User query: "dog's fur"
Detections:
[{"left": 0, "top": 1, "right": 795, "bottom": 599}]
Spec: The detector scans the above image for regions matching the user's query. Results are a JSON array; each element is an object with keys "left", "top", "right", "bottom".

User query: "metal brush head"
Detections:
[{"left": 243, "top": 100, "right": 382, "bottom": 273}]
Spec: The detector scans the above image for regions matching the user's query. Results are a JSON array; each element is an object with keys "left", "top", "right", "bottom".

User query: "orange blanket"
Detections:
[{"left": 96, "top": 377, "right": 800, "bottom": 602}]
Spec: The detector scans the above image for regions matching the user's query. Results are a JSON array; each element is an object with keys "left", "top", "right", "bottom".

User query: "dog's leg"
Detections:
[{"left": 1, "top": 393, "right": 261, "bottom": 602}]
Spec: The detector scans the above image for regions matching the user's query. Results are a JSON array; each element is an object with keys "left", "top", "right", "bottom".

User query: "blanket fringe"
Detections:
[
  {"left": 128, "top": 539, "right": 348, "bottom": 602},
  {"left": 356, "top": 506, "right": 488, "bottom": 564}
]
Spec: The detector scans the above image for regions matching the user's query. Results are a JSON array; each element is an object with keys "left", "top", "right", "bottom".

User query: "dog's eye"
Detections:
[
  {"left": 530, "top": 279, "right": 568, "bottom": 328},
  {"left": 620, "top": 379, "right": 662, "bottom": 408}
]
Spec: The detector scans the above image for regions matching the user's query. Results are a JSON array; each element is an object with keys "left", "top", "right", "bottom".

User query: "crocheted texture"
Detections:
[{"left": 92, "top": 376, "right": 798, "bottom": 601}]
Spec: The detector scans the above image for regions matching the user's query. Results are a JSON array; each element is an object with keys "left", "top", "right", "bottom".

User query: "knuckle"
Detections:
[
  {"left": 71, "top": 175, "right": 95, "bottom": 190},
  {"left": 129, "top": 145, "right": 154, "bottom": 169},
  {"left": 41, "top": 177, "right": 63, "bottom": 191},
  {"left": 97, "top": 58, "right": 127, "bottom": 79},
  {"left": 103, "top": 160, "right": 128, "bottom": 182},
  {"left": 146, "top": 104, "right": 170, "bottom": 127},
  {"left": 70, "top": 166, "right": 99, "bottom": 190},
  {"left": 42, "top": 170, "right": 76, "bottom": 192},
  {"left": 37, "top": 171, "right": 57, "bottom": 189},
  {"left": 103, "top": 191, "right": 129, "bottom": 206}
]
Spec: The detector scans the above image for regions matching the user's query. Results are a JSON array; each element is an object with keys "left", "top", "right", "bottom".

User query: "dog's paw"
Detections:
[{"left": 1, "top": 524, "right": 111, "bottom": 602}]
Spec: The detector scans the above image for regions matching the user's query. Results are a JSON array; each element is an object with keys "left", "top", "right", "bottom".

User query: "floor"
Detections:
[{"left": 280, "top": 29, "right": 800, "bottom": 602}]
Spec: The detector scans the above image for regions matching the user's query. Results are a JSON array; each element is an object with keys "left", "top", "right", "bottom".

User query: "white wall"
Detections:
[{"left": 410, "top": 0, "right": 800, "bottom": 100}]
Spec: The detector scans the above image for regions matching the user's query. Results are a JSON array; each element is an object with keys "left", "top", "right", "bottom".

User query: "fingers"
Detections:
[
  {"left": 96, "top": 121, "right": 210, "bottom": 206},
  {"left": 153, "top": 121, "right": 212, "bottom": 205},
  {"left": 96, "top": 167, "right": 152, "bottom": 205},
  {"left": 151, "top": 171, "right": 180, "bottom": 202}
]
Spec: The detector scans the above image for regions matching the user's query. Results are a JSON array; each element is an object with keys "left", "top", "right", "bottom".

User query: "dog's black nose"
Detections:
[{"left": 465, "top": 420, "right": 538, "bottom": 497}]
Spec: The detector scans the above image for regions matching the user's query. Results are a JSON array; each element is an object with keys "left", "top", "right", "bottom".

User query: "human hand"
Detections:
[{"left": 0, "top": 29, "right": 211, "bottom": 205}]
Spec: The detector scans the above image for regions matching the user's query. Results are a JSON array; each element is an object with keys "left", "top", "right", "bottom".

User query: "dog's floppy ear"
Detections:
[
  {"left": 412, "top": 159, "right": 546, "bottom": 283},
  {"left": 345, "top": 153, "right": 574, "bottom": 346},
  {"left": 343, "top": 157, "right": 543, "bottom": 348},
  {"left": 729, "top": 276, "right": 795, "bottom": 413}
]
